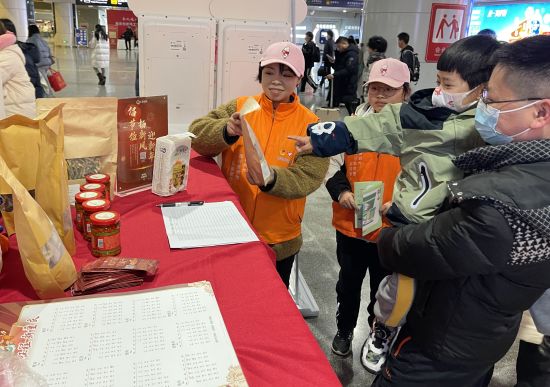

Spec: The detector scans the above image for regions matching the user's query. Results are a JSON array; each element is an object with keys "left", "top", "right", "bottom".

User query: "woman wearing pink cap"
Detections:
[
  {"left": 325, "top": 58, "right": 410, "bottom": 359},
  {"left": 189, "top": 42, "right": 329, "bottom": 287}
]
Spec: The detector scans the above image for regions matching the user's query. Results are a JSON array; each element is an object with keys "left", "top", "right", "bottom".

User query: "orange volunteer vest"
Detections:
[
  {"left": 220, "top": 93, "right": 318, "bottom": 244},
  {"left": 332, "top": 152, "right": 401, "bottom": 241}
]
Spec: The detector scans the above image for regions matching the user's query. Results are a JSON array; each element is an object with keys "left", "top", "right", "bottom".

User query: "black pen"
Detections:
[{"left": 156, "top": 201, "right": 204, "bottom": 208}]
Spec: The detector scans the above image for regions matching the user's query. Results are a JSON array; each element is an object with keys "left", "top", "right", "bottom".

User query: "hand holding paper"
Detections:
[
  {"left": 240, "top": 97, "right": 273, "bottom": 187},
  {"left": 226, "top": 112, "right": 243, "bottom": 137},
  {"left": 338, "top": 191, "right": 358, "bottom": 210}
]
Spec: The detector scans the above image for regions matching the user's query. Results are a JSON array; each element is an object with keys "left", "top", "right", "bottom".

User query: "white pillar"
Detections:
[
  {"left": 0, "top": 0, "right": 28, "bottom": 41},
  {"left": 53, "top": 0, "right": 74, "bottom": 47},
  {"left": 362, "top": 0, "right": 469, "bottom": 90}
]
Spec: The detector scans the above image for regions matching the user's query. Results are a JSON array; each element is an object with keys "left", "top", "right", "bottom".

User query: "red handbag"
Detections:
[{"left": 47, "top": 69, "right": 67, "bottom": 92}]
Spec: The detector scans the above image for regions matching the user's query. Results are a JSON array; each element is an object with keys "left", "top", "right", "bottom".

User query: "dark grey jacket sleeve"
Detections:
[{"left": 377, "top": 200, "right": 514, "bottom": 280}]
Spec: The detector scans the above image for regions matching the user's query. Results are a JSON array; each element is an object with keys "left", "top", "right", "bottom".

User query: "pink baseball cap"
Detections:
[
  {"left": 260, "top": 42, "right": 305, "bottom": 78},
  {"left": 367, "top": 58, "right": 410, "bottom": 88}
]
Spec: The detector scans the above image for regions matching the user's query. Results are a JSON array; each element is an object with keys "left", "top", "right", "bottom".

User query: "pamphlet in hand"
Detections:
[
  {"left": 240, "top": 97, "right": 271, "bottom": 186},
  {"left": 354, "top": 181, "right": 384, "bottom": 236}
]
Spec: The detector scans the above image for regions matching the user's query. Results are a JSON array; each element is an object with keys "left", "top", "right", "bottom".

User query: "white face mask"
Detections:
[{"left": 432, "top": 87, "right": 477, "bottom": 112}]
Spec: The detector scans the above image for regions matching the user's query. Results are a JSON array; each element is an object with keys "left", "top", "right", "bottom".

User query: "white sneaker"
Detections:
[{"left": 360, "top": 322, "right": 397, "bottom": 374}]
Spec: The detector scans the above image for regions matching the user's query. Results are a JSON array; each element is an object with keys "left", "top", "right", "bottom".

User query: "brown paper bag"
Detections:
[
  {"left": 0, "top": 115, "right": 40, "bottom": 208},
  {"left": 36, "top": 98, "right": 118, "bottom": 197},
  {"left": 0, "top": 154, "right": 77, "bottom": 299},
  {"left": 35, "top": 106, "right": 76, "bottom": 256},
  {"left": 0, "top": 108, "right": 71, "bottom": 248}
]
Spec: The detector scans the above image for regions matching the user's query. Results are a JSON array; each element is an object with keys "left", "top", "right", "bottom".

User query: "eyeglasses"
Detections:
[
  {"left": 481, "top": 88, "right": 543, "bottom": 106},
  {"left": 368, "top": 85, "right": 403, "bottom": 97}
]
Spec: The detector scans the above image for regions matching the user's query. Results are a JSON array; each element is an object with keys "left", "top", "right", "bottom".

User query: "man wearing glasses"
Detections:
[
  {"left": 367, "top": 35, "right": 550, "bottom": 386},
  {"left": 292, "top": 35, "right": 550, "bottom": 385}
]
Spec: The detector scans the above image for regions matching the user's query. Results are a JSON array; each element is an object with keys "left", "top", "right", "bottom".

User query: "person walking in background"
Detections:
[
  {"left": 0, "top": 21, "right": 35, "bottom": 118},
  {"left": 320, "top": 29, "right": 335, "bottom": 89},
  {"left": 27, "top": 24, "right": 54, "bottom": 96},
  {"left": 90, "top": 25, "right": 110, "bottom": 86},
  {"left": 327, "top": 36, "right": 359, "bottom": 114},
  {"left": 356, "top": 42, "right": 367, "bottom": 100},
  {"left": 364, "top": 36, "right": 387, "bottom": 80},
  {"left": 360, "top": 35, "right": 387, "bottom": 102},
  {"left": 300, "top": 31, "right": 318, "bottom": 93},
  {"left": 122, "top": 27, "right": 134, "bottom": 50},
  {"left": 357, "top": 42, "right": 367, "bottom": 79},
  {"left": 1, "top": 19, "right": 45, "bottom": 98},
  {"left": 397, "top": 32, "right": 415, "bottom": 78},
  {"left": 327, "top": 58, "right": 410, "bottom": 358}
]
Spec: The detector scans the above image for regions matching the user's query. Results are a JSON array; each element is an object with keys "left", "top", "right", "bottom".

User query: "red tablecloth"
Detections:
[{"left": 0, "top": 154, "right": 340, "bottom": 386}]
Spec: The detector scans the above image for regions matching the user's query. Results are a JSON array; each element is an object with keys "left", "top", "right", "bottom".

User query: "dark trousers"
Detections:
[
  {"left": 335, "top": 231, "right": 390, "bottom": 332},
  {"left": 516, "top": 336, "right": 550, "bottom": 387},
  {"left": 300, "top": 66, "right": 317, "bottom": 92},
  {"left": 319, "top": 63, "right": 332, "bottom": 89},
  {"left": 276, "top": 254, "right": 296, "bottom": 289},
  {"left": 372, "top": 331, "right": 494, "bottom": 387},
  {"left": 125, "top": 39, "right": 131, "bottom": 50}
]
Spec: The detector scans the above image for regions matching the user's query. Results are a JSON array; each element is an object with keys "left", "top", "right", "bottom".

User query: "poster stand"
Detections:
[{"left": 289, "top": 254, "right": 320, "bottom": 318}]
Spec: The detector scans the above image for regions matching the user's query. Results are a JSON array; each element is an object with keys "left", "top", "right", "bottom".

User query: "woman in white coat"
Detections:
[
  {"left": 0, "top": 21, "right": 35, "bottom": 118},
  {"left": 90, "top": 25, "right": 110, "bottom": 85}
]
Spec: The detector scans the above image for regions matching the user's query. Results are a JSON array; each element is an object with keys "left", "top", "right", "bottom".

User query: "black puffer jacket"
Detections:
[
  {"left": 17, "top": 41, "right": 45, "bottom": 98},
  {"left": 302, "top": 40, "right": 316, "bottom": 69},
  {"left": 378, "top": 140, "right": 550, "bottom": 366},
  {"left": 332, "top": 44, "right": 358, "bottom": 105}
]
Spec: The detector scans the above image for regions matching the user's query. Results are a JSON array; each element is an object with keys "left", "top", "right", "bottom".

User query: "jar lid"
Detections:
[
  {"left": 75, "top": 191, "right": 103, "bottom": 203},
  {"left": 80, "top": 183, "right": 106, "bottom": 193},
  {"left": 82, "top": 199, "right": 111, "bottom": 212},
  {"left": 86, "top": 173, "right": 110, "bottom": 184},
  {"left": 90, "top": 210, "right": 120, "bottom": 226}
]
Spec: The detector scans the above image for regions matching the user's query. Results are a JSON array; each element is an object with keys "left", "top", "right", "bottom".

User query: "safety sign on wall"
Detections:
[{"left": 425, "top": 3, "right": 468, "bottom": 63}]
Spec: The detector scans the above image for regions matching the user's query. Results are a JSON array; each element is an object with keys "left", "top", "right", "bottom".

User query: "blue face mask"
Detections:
[{"left": 475, "top": 99, "right": 537, "bottom": 145}]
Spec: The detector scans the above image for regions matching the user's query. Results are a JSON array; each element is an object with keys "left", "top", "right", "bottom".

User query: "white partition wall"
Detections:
[
  {"left": 138, "top": 16, "right": 216, "bottom": 133},
  {"left": 216, "top": 20, "right": 290, "bottom": 106},
  {"left": 128, "top": 0, "right": 307, "bottom": 131},
  {"left": 362, "top": 0, "right": 469, "bottom": 91}
]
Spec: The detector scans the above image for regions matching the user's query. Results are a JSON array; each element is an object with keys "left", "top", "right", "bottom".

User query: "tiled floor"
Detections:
[{"left": 53, "top": 47, "right": 518, "bottom": 387}]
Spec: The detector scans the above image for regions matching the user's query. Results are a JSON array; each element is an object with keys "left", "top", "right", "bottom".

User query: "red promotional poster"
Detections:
[
  {"left": 425, "top": 3, "right": 468, "bottom": 63},
  {"left": 106, "top": 9, "right": 137, "bottom": 49},
  {"left": 116, "top": 96, "right": 168, "bottom": 195}
]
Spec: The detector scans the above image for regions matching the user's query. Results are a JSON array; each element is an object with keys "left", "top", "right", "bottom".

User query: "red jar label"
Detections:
[{"left": 94, "top": 233, "right": 120, "bottom": 251}]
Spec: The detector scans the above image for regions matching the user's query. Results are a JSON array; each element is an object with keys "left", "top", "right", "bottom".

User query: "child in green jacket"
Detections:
[{"left": 291, "top": 35, "right": 501, "bottom": 374}]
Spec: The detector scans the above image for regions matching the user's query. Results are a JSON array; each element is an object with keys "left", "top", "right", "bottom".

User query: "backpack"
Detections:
[
  {"left": 313, "top": 44, "right": 321, "bottom": 63},
  {"left": 403, "top": 49, "right": 420, "bottom": 83}
]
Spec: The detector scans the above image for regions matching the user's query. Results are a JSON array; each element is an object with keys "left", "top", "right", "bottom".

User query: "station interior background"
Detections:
[{"left": 1, "top": 0, "right": 548, "bottom": 385}]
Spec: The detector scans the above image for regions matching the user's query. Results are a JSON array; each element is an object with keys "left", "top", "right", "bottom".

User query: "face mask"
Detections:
[
  {"left": 474, "top": 99, "right": 538, "bottom": 145},
  {"left": 432, "top": 87, "right": 477, "bottom": 112}
]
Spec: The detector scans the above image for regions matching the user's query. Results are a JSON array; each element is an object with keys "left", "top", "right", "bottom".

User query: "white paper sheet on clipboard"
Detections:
[{"left": 239, "top": 98, "right": 271, "bottom": 186}]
